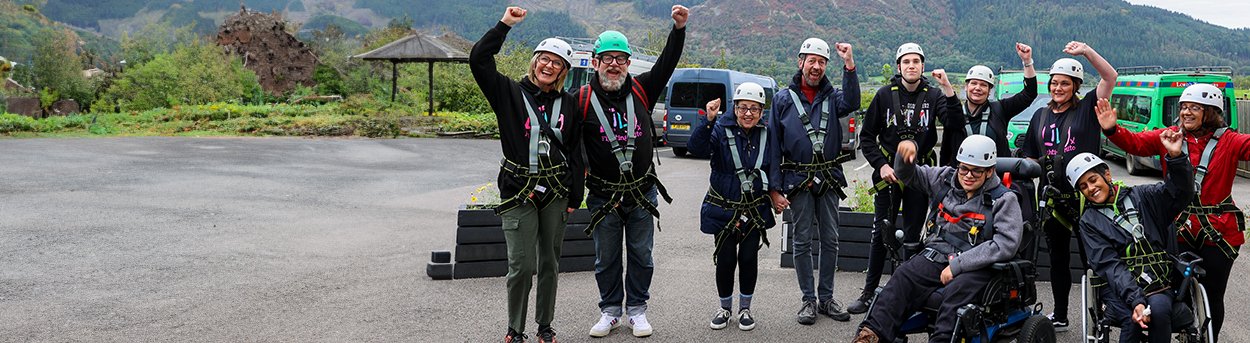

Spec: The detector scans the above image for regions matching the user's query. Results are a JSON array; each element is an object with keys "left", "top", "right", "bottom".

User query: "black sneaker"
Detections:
[
  {"left": 819, "top": 299, "right": 851, "bottom": 322},
  {"left": 536, "top": 326, "right": 556, "bottom": 343},
  {"left": 847, "top": 292, "right": 874, "bottom": 314},
  {"left": 797, "top": 300, "right": 818, "bottom": 325},
  {"left": 1048, "top": 313, "right": 1070, "bottom": 332},
  {"left": 505, "top": 328, "right": 528, "bottom": 343},
  {"left": 738, "top": 308, "right": 756, "bottom": 331},
  {"left": 710, "top": 308, "right": 732, "bottom": 330}
]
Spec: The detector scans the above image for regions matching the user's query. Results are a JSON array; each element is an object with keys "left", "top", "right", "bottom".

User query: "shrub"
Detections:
[{"left": 100, "top": 39, "right": 261, "bottom": 112}]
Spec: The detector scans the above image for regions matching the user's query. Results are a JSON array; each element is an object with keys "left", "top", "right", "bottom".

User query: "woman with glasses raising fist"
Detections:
[
  {"left": 1097, "top": 83, "right": 1250, "bottom": 342},
  {"left": 688, "top": 82, "right": 777, "bottom": 332},
  {"left": 469, "top": 6, "right": 583, "bottom": 343}
]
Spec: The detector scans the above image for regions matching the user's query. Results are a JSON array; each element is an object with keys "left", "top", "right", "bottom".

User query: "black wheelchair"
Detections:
[
  {"left": 872, "top": 157, "right": 1056, "bottom": 343},
  {"left": 1080, "top": 251, "right": 1215, "bottom": 343}
]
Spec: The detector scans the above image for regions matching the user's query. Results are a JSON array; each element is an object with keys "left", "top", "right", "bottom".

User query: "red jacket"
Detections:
[{"left": 1106, "top": 125, "right": 1250, "bottom": 247}]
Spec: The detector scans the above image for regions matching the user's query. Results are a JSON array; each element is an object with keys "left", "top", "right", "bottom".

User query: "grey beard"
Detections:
[{"left": 598, "top": 71, "right": 625, "bottom": 91}]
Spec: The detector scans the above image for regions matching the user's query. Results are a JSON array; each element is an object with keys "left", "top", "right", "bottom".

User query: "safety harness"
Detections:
[
  {"left": 494, "top": 90, "right": 569, "bottom": 215},
  {"left": 921, "top": 170, "right": 1010, "bottom": 259},
  {"left": 779, "top": 90, "right": 849, "bottom": 199},
  {"left": 580, "top": 81, "right": 672, "bottom": 235},
  {"left": 1175, "top": 128, "right": 1246, "bottom": 258},
  {"left": 708, "top": 126, "right": 772, "bottom": 262},
  {"left": 1096, "top": 186, "right": 1173, "bottom": 295},
  {"left": 1035, "top": 109, "right": 1079, "bottom": 229},
  {"left": 964, "top": 101, "right": 1002, "bottom": 138}
]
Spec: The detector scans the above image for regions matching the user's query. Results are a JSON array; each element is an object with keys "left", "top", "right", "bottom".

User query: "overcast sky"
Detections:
[{"left": 1125, "top": 0, "right": 1250, "bottom": 29}]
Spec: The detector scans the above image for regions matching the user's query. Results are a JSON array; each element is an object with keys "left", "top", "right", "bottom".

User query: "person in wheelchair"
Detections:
[
  {"left": 853, "top": 135, "right": 1024, "bottom": 343},
  {"left": 1067, "top": 129, "right": 1193, "bottom": 343}
]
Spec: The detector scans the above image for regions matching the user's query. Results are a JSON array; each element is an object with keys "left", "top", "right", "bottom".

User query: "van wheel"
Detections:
[
  {"left": 1126, "top": 155, "right": 1144, "bottom": 176},
  {"left": 673, "top": 147, "right": 688, "bottom": 157}
]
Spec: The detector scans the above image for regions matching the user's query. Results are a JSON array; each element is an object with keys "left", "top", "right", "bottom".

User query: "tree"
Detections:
[
  {"left": 880, "top": 63, "right": 894, "bottom": 84},
  {"left": 31, "top": 28, "right": 91, "bottom": 108},
  {"left": 100, "top": 39, "right": 260, "bottom": 111}
]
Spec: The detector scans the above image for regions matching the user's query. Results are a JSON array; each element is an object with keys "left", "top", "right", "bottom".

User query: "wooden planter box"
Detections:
[
  {"left": 780, "top": 207, "right": 893, "bottom": 273},
  {"left": 427, "top": 206, "right": 595, "bottom": 280}
]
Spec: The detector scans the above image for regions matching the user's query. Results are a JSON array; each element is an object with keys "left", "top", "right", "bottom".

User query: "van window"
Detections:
[
  {"left": 763, "top": 88, "right": 775, "bottom": 109},
  {"left": 656, "top": 86, "right": 668, "bottom": 104},
  {"left": 670, "top": 82, "right": 726, "bottom": 109},
  {"left": 1111, "top": 94, "right": 1151, "bottom": 124}
]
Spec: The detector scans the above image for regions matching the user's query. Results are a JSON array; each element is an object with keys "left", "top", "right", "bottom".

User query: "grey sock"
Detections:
[
  {"left": 720, "top": 296, "right": 733, "bottom": 310},
  {"left": 739, "top": 294, "right": 753, "bottom": 310}
]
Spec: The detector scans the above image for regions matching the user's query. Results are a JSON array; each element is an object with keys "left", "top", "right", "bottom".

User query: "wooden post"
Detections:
[
  {"left": 390, "top": 61, "right": 398, "bottom": 103},
  {"left": 428, "top": 61, "right": 435, "bottom": 116}
]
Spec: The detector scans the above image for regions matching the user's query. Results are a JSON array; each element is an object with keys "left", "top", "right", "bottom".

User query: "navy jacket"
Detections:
[
  {"left": 689, "top": 111, "right": 777, "bottom": 234},
  {"left": 1080, "top": 154, "right": 1193, "bottom": 309},
  {"left": 767, "top": 69, "right": 860, "bottom": 194}
]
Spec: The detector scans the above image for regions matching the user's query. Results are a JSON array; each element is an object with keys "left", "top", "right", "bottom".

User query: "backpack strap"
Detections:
[
  {"left": 630, "top": 78, "right": 649, "bottom": 108},
  {"left": 580, "top": 85, "right": 592, "bottom": 120}
]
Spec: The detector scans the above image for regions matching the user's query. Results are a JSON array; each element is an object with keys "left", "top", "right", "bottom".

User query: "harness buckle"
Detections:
[
  {"left": 812, "top": 141, "right": 824, "bottom": 153},
  {"left": 741, "top": 180, "right": 753, "bottom": 192},
  {"left": 537, "top": 139, "right": 551, "bottom": 157},
  {"left": 619, "top": 161, "right": 634, "bottom": 173}
]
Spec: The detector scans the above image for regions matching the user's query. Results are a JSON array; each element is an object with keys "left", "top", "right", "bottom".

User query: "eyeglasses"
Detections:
[
  {"left": 537, "top": 55, "right": 564, "bottom": 69},
  {"left": 1048, "top": 81, "right": 1074, "bottom": 88},
  {"left": 734, "top": 106, "right": 763, "bottom": 115},
  {"left": 597, "top": 54, "right": 630, "bottom": 65},
  {"left": 957, "top": 165, "right": 989, "bottom": 177},
  {"left": 1179, "top": 104, "right": 1205, "bottom": 113}
]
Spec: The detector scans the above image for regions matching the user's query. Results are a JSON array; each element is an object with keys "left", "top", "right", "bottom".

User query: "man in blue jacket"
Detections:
[{"left": 767, "top": 37, "right": 859, "bottom": 325}]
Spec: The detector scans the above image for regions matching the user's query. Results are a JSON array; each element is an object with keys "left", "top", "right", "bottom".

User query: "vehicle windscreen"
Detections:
[{"left": 670, "top": 82, "right": 726, "bottom": 109}]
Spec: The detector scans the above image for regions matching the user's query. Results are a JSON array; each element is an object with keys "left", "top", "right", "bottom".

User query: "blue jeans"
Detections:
[
  {"left": 790, "top": 189, "right": 840, "bottom": 302},
  {"left": 588, "top": 187, "right": 658, "bottom": 317}
]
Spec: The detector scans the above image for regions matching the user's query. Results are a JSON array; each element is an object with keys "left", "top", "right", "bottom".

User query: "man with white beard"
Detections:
[{"left": 576, "top": 5, "right": 688, "bottom": 339}]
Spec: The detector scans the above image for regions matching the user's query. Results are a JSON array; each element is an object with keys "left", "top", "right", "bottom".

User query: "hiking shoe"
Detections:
[
  {"left": 588, "top": 313, "right": 620, "bottom": 338},
  {"left": 709, "top": 308, "right": 732, "bottom": 330},
  {"left": 1048, "top": 312, "right": 1070, "bottom": 332},
  {"left": 796, "top": 300, "right": 818, "bottom": 325},
  {"left": 505, "top": 328, "right": 528, "bottom": 343},
  {"left": 628, "top": 313, "right": 653, "bottom": 337},
  {"left": 852, "top": 326, "right": 880, "bottom": 343},
  {"left": 820, "top": 299, "right": 851, "bottom": 322},
  {"left": 738, "top": 308, "right": 756, "bottom": 331},
  {"left": 847, "top": 291, "right": 874, "bottom": 314},
  {"left": 536, "top": 326, "right": 556, "bottom": 343}
]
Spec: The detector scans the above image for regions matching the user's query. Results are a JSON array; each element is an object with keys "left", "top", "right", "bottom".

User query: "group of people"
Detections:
[{"left": 469, "top": 5, "right": 1247, "bottom": 343}]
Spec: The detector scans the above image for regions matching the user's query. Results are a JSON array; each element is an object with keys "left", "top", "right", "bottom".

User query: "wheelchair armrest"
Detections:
[{"left": 991, "top": 260, "right": 1036, "bottom": 280}]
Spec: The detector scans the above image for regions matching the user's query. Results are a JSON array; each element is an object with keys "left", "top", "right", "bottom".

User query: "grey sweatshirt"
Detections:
[{"left": 894, "top": 152, "right": 1024, "bottom": 276}]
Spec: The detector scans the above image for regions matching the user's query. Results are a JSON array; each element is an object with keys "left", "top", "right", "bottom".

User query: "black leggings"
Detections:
[
  {"left": 716, "top": 229, "right": 761, "bottom": 298},
  {"left": 1044, "top": 217, "right": 1087, "bottom": 320},
  {"left": 1193, "top": 244, "right": 1238, "bottom": 343}
]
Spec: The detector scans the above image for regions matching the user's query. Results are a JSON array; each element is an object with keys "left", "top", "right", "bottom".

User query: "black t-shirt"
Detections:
[{"left": 1022, "top": 89, "right": 1101, "bottom": 193}]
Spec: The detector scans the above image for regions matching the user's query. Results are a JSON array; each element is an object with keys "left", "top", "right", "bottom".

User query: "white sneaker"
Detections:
[
  {"left": 629, "top": 313, "right": 653, "bottom": 337},
  {"left": 588, "top": 312, "right": 620, "bottom": 338}
]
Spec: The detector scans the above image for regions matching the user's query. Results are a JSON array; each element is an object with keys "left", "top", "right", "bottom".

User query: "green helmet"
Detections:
[{"left": 594, "top": 30, "right": 631, "bottom": 56}]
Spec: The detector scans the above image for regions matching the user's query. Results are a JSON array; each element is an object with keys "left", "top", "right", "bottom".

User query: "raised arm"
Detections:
[
  {"left": 1063, "top": 41, "right": 1117, "bottom": 99},
  {"left": 1000, "top": 43, "right": 1038, "bottom": 116},
  {"left": 469, "top": 8, "right": 526, "bottom": 102},
  {"left": 636, "top": 5, "right": 688, "bottom": 107},
  {"left": 834, "top": 43, "right": 861, "bottom": 118}
]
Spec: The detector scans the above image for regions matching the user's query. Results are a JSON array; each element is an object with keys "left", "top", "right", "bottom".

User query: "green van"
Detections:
[
  {"left": 1103, "top": 66, "right": 1239, "bottom": 175},
  {"left": 997, "top": 71, "right": 1051, "bottom": 153}
]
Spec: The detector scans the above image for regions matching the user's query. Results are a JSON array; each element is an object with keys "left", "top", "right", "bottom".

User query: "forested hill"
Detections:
[{"left": 19, "top": 0, "right": 1250, "bottom": 83}]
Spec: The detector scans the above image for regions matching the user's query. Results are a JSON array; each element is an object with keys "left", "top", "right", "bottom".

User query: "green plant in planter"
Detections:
[
  {"left": 466, "top": 182, "right": 501, "bottom": 210},
  {"left": 847, "top": 179, "right": 876, "bottom": 213}
]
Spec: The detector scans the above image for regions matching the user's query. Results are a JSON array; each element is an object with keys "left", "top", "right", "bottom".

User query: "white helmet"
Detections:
[
  {"left": 956, "top": 135, "right": 997, "bottom": 168},
  {"left": 799, "top": 38, "right": 830, "bottom": 60},
  {"left": 895, "top": 43, "right": 924, "bottom": 64},
  {"left": 534, "top": 38, "right": 574, "bottom": 66},
  {"left": 1049, "top": 58, "right": 1084, "bottom": 82},
  {"left": 733, "top": 82, "right": 767, "bottom": 105},
  {"left": 1179, "top": 83, "right": 1224, "bottom": 109},
  {"left": 965, "top": 65, "right": 994, "bottom": 85},
  {"left": 1066, "top": 152, "right": 1107, "bottom": 188}
]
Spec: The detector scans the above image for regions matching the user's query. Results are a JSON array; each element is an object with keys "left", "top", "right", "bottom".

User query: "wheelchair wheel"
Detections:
[
  {"left": 1018, "top": 314, "right": 1056, "bottom": 343},
  {"left": 1189, "top": 283, "right": 1215, "bottom": 343},
  {"left": 1080, "top": 273, "right": 1109, "bottom": 343}
]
